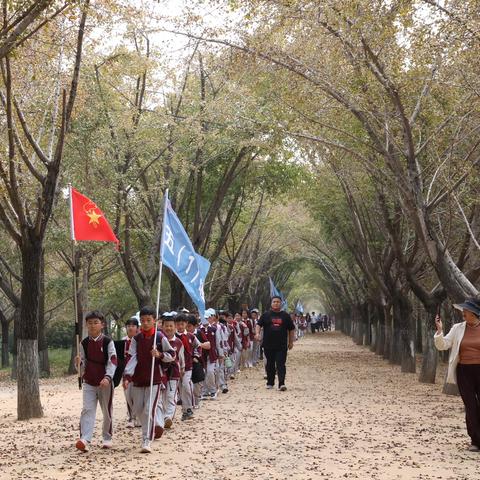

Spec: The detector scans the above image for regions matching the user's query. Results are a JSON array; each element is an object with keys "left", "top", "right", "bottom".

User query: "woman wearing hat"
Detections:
[{"left": 435, "top": 297, "right": 480, "bottom": 451}]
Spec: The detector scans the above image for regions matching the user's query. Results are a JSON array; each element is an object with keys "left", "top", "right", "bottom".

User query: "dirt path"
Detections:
[{"left": 0, "top": 332, "right": 475, "bottom": 480}]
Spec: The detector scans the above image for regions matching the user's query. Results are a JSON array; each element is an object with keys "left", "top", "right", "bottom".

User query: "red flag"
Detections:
[{"left": 69, "top": 186, "right": 119, "bottom": 247}]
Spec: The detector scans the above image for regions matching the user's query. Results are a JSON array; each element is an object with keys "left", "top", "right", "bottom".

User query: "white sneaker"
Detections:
[
  {"left": 102, "top": 439, "right": 113, "bottom": 449},
  {"left": 266, "top": 384, "right": 273, "bottom": 389},
  {"left": 141, "top": 440, "right": 152, "bottom": 453},
  {"left": 126, "top": 419, "right": 135, "bottom": 428},
  {"left": 134, "top": 420, "right": 142, "bottom": 427}
]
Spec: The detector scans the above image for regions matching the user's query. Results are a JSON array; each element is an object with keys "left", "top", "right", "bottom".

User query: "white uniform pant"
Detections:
[
  {"left": 79, "top": 382, "right": 114, "bottom": 442},
  {"left": 131, "top": 384, "right": 162, "bottom": 442},
  {"left": 234, "top": 348, "right": 242, "bottom": 373},
  {"left": 180, "top": 370, "right": 194, "bottom": 412},
  {"left": 203, "top": 359, "right": 217, "bottom": 395},
  {"left": 216, "top": 358, "right": 227, "bottom": 389},
  {"left": 162, "top": 379, "right": 178, "bottom": 421},
  {"left": 252, "top": 340, "right": 261, "bottom": 365},
  {"left": 124, "top": 381, "right": 134, "bottom": 421},
  {"left": 193, "top": 381, "right": 202, "bottom": 406}
]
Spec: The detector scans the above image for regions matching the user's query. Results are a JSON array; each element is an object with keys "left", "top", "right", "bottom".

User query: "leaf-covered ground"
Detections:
[{"left": 0, "top": 332, "right": 475, "bottom": 480}]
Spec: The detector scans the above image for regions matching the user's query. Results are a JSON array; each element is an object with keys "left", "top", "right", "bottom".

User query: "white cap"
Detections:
[{"left": 205, "top": 308, "right": 216, "bottom": 318}]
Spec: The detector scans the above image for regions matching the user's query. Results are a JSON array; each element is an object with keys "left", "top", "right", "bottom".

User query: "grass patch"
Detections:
[{"left": 0, "top": 348, "right": 73, "bottom": 380}]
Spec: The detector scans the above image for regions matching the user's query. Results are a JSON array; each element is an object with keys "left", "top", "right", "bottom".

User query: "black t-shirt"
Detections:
[{"left": 258, "top": 310, "right": 294, "bottom": 350}]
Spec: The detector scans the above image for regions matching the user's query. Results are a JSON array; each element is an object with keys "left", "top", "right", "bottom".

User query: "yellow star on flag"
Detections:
[{"left": 86, "top": 209, "right": 102, "bottom": 226}]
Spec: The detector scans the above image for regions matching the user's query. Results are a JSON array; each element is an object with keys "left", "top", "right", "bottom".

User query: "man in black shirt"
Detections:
[{"left": 255, "top": 296, "right": 295, "bottom": 391}]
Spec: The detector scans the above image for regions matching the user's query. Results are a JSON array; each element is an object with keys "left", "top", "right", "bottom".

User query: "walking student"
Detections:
[
  {"left": 435, "top": 298, "right": 480, "bottom": 452},
  {"left": 255, "top": 296, "right": 295, "bottom": 391},
  {"left": 122, "top": 306, "right": 175, "bottom": 453},
  {"left": 76, "top": 310, "right": 117, "bottom": 452}
]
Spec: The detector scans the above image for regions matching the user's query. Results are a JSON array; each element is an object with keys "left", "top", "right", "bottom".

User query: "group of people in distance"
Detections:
[
  {"left": 75, "top": 295, "right": 298, "bottom": 454},
  {"left": 308, "top": 312, "right": 333, "bottom": 334}
]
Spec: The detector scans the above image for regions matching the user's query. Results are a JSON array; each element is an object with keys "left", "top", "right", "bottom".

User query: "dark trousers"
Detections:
[
  {"left": 457, "top": 364, "right": 480, "bottom": 446},
  {"left": 264, "top": 348, "right": 288, "bottom": 386}
]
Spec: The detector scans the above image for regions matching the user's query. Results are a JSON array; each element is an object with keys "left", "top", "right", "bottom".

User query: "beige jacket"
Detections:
[{"left": 434, "top": 321, "right": 466, "bottom": 385}]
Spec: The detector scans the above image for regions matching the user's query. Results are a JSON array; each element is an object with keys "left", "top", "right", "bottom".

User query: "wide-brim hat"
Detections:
[{"left": 453, "top": 298, "right": 480, "bottom": 317}]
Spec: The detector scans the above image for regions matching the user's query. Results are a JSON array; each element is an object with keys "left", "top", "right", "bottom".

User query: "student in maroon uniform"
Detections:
[
  {"left": 176, "top": 313, "right": 210, "bottom": 419},
  {"left": 255, "top": 296, "right": 295, "bottom": 391},
  {"left": 123, "top": 306, "right": 175, "bottom": 453},
  {"left": 202, "top": 309, "right": 219, "bottom": 399},
  {"left": 75, "top": 311, "right": 117, "bottom": 452},
  {"left": 123, "top": 317, "right": 139, "bottom": 427},
  {"left": 161, "top": 316, "right": 184, "bottom": 428},
  {"left": 187, "top": 316, "right": 207, "bottom": 407}
]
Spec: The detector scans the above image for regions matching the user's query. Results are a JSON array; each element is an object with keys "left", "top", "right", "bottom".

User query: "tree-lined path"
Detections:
[{"left": 0, "top": 332, "right": 475, "bottom": 480}]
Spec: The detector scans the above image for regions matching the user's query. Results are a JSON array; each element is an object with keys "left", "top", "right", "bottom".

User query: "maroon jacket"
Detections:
[
  {"left": 163, "top": 336, "right": 183, "bottom": 381},
  {"left": 123, "top": 329, "right": 175, "bottom": 387},
  {"left": 202, "top": 324, "right": 218, "bottom": 363}
]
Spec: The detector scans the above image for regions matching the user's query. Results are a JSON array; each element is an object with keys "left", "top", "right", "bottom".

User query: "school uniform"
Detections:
[
  {"left": 123, "top": 328, "right": 175, "bottom": 443},
  {"left": 202, "top": 324, "right": 219, "bottom": 396},
  {"left": 193, "top": 328, "right": 207, "bottom": 406},
  {"left": 78, "top": 334, "right": 117, "bottom": 444},
  {"left": 122, "top": 336, "right": 136, "bottom": 423},
  {"left": 177, "top": 331, "right": 201, "bottom": 412},
  {"left": 162, "top": 335, "right": 184, "bottom": 422},
  {"left": 215, "top": 321, "right": 229, "bottom": 391}
]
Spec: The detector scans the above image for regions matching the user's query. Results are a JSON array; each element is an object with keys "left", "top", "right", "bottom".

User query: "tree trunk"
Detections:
[
  {"left": 399, "top": 296, "right": 415, "bottom": 374},
  {"left": 38, "top": 252, "right": 50, "bottom": 377},
  {"left": 383, "top": 305, "right": 392, "bottom": 361},
  {"left": 419, "top": 306, "right": 439, "bottom": 384},
  {"left": 1, "top": 314, "right": 9, "bottom": 367},
  {"left": 375, "top": 305, "right": 385, "bottom": 356},
  {"left": 11, "top": 307, "right": 20, "bottom": 379},
  {"left": 17, "top": 240, "right": 43, "bottom": 420}
]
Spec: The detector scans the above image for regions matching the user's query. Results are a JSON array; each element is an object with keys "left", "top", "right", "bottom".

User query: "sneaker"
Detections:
[
  {"left": 468, "top": 444, "right": 480, "bottom": 452},
  {"left": 278, "top": 385, "right": 287, "bottom": 391},
  {"left": 222, "top": 387, "right": 229, "bottom": 394},
  {"left": 126, "top": 419, "right": 135, "bottom": 428},
  {"left": 263, "top": 374, "right": 268, "bottom": 380},
  {"left": 229, "top": 374, "right": 235, "bottom": 380},
  {"left": 176, "top": 398, "right": 183, "bottom": 406},
  {"left": 75, "top": 439, "right": 89, "bottom": 452},
  {"left": 186, "top": 408, "right": 194, "bottom": 419},
  {"left": 141, "top": 440, "right": 152, "bottom": 453},
  {"left": 266, "top": 384, "right": 273, "bottom": 389},
  {"left": 134, "top": 420, "right": 142, "bottom": 427},
  {"left": 164, "top": 417, "right": 173, "bottom": 429},
  {"left": 154, "top": 426, "right": 164, "bottom": 439},
  {"left": 201, "top": 394, "right": 210, "bottom": 400},
  {"left": 181, "top": 412, "right": 189, "bottom": 421},
  {"left": 102, "top": 439, "right": 113, "bottom": 449},
  {"left": 210, "top": 392, "right": 217, "bottom": 400}
]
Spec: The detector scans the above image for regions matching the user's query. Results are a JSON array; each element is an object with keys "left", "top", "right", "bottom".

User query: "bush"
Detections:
[{"left": 46, "top": 320, "right": 74, "bottom": 349}]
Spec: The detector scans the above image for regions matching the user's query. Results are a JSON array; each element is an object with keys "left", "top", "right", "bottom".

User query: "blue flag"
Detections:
[
  {"left": 295, "top": 300, "right": 304, "bottom": 314},
  {"left": 269, "top": 277, "right": 288, "bottom": 310},
  {"left": 161, "top": 195, "right": 210, "bottom": 319}
]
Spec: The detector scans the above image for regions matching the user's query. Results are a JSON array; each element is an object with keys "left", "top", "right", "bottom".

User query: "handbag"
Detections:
[
  {"left": 191, "top": 360, "right": 205, "bottom": 384},
  {"left": 224, "top": 355, "right": 233, "bottom": 369}
]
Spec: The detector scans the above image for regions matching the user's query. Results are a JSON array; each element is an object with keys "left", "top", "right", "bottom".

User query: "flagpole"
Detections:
[
  {"left": 69, "top": 184, "right": 82, "bottom": 390},
  {"left": 146, "top": 188, "right": 169, "bottom": 442}
]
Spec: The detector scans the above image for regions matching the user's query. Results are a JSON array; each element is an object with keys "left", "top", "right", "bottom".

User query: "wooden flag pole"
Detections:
[{"left": 69, "top": 184, "right": 82, "bottom": 390}]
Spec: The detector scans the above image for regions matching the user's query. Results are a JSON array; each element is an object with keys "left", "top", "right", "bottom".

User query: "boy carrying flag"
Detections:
[{"left": 122, "top": 306, "right": 175, "bottom": 453}]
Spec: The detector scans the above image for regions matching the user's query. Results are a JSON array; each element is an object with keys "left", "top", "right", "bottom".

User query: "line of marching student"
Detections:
[{"left": 75, "top": 303, "right": 289, "bottom": 454}]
